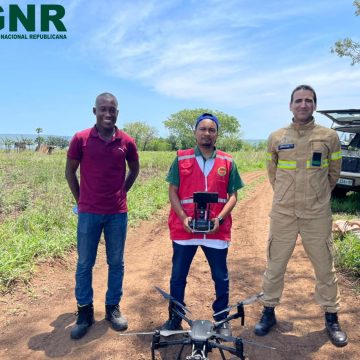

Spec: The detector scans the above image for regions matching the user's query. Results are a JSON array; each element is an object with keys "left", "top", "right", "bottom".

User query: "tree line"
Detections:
[
  {"left": 124, "top": 108, "right": 266, "bottom": 152},
  {"left": 1, "top": 109, "right": 267, "bottom": 152},
  {"left": 1, "top": 128, "right": 69, "bottom": 151}
]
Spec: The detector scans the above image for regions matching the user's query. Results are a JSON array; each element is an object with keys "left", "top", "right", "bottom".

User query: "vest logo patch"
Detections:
[
  {"left": 218, "top": 166, "right": 227, "bottom": 176},
  {"left": 278, "top": 143, "right": 295, "bottom": 150}
]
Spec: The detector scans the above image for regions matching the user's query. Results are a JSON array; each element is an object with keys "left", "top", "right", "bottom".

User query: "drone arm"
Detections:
[
  {"left": 172, "top": 307, "right": 193, "bottom": 326},
  {"left": 214, "top": 292, "right": 264, "bottom": 318},
  {"left": 214, "top": 303, "right": 245, "bottom": 331},
  {"left": 210, "top": 340, "right": 245, "bottom": 360},
  {"left": 152, "top": 337, "right": 191, "bottom": 351}
]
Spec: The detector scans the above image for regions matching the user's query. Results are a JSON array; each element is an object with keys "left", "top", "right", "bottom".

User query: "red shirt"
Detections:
[{"left": 67, "top": 126, "right": 139, "bottom": 214}]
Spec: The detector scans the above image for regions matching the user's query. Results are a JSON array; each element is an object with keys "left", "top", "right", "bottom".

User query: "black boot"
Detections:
[
  {"left": 325, "top": 312, "right": 348, "bottom": 347},
  {"left": 161, "top": 302, "right": 183, "bottom": 330},
  {"left": 254, "top": 306, "right": 277, "bottom": 336},
  {"left": 160, "top": 315, "right": 182, "bottom": 330},
  {"left": 70, "top": 304, "right": 95, "bottom": 340},
  {"left": 105, "top": 304, "right": 128, "bottom": 331}
]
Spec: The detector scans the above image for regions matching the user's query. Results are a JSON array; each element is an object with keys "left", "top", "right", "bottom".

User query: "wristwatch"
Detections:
[{"left": 217, "top": 216, "right": 224, "bottom": 225}]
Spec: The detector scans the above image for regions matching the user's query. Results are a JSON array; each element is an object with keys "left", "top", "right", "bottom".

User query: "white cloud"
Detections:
[{"left": 69, "top": 0, "right": 360, "bottom": 137}]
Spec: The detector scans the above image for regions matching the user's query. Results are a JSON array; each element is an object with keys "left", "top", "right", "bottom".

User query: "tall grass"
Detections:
[
  {"left": 331, "top": 192, "right": 360, "bottom": 219},
  {"left": 331, "top": 192, "right": 360, "bottom": 286},
  {"left": 0, "top": 151, "right": 76, "bottom": 290},
  {"left": 231, "top": 151, "right": 266, "bottom": 173},
  {"left": 0, "top": 149, "right": 265, "bottom": 292},
  {"left": 2, "top": 149, "right": 358, "bottom": 292},
  {"left": 334, "top": 232, "right": 360, "bottom": 279}
]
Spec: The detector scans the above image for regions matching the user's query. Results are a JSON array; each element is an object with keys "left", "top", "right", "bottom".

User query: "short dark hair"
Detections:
[
  {"left": 95, "top": 92, "right": 118, "bottom": 107},
  {"left": 290, "top": 85, "right": 317, "bottom": 105}
]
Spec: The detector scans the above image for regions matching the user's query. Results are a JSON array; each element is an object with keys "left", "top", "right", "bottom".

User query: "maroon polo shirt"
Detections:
[{"left": 67, "top": 126, "right": 139, "bottom": 214}]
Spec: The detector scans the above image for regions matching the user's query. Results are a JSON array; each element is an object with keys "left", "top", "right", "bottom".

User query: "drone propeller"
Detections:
[
  {"left": 213, "top": 292, "right": 264, "bottom": 317},
  {"left": 154, "top": 286, "right": 192, "bottom": 315},
  {"left": 213, "top": 333, "right": 276, "bottom": 350},
  {"left": 119, "top": 329, "right": 191, "bottom": 337}
]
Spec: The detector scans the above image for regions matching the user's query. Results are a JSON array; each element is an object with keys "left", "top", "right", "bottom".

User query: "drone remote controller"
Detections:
[{"left": 189, "top": 192, "right": 218, "bottom": 233}]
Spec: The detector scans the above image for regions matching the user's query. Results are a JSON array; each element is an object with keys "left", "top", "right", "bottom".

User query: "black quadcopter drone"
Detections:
[{"left": 119, "top": 287, "right": 275, "bottom": 360}]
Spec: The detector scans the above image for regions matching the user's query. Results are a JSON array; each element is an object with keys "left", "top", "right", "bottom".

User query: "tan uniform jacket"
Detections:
[{"left": 267, "top": 119, "right": 342, "bottom": 219}]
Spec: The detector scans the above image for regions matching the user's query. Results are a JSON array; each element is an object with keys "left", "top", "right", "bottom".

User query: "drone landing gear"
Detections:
[
  {"left": 213, "top": 339, "right": 245, "bottom": 360},
  {"left": 151, "top": 330, "right": 191, "bottom": 360}
]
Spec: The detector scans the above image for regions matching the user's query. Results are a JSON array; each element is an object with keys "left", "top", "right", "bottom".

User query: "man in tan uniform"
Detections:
[{"left": 254, "top": 85, "right": 347, "bottom": 347}]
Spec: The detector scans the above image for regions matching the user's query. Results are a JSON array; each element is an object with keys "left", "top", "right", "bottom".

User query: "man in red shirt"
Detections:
[{"left": 65, "top": 92, "right": 139, "bottom": 340}]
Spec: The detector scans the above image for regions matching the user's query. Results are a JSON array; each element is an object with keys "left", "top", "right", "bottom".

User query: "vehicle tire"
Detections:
[{"left": 332, "top": 187, "right": 348, "bottom": 198}]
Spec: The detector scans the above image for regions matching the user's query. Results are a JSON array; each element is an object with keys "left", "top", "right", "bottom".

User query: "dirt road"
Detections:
[{"left": 0, "top": 171, "right": 359, "bottom": 359}]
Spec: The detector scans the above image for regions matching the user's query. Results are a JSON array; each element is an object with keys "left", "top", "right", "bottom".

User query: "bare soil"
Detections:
[{"left": 0, "top": 171, "right": 359, "bottom": 360}]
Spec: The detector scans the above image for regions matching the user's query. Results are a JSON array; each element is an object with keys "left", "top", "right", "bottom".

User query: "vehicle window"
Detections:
[
  {"left": 337, "top": 132, "right": 354, "bottom": 146},
  {"left": 349, "top": 134, "right": 360, "bottom": 148}
]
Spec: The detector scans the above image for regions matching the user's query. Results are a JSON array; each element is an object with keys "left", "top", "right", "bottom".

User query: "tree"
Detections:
[
  {"left": 35, "top": 128, "right": 44, "bottom": 148},
  {"left": 164, "top": 109, "right": 241, "bottom": 149},
  {"left": 22, "top": 137, "right": 34, "bottom": 150},
  {"left": 166, "top": 134, "right": 182, "bottom": 150},
  {"left": 216, "top": 135, "right": 243, "bottom": 152},
  {"left": 254, "top": 140, "right": 267, "bottom": 151},
  {"left": 123, "top": 121, "right": 158, "bottom": 151},
  {"left": 147, "top": 138, "right": 172, "bottom": 151},
  {"left": 1, "top": 137, "right": 14, "bottom": 152},
  {"left": 46, "top": 136, "right": 69, "bottom": 149},
  {"left": 331, "top": 1, "right": 360, "bottom": 65}
]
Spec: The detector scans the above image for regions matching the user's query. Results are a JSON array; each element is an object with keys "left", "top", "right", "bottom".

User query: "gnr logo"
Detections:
[{"left": 0, "top": 4, "right": 67, "bottom": 32}]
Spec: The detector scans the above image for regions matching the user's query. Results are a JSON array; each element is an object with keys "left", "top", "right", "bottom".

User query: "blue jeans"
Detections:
[
  {"left": 75, "top": 212, "right": 128, "bottom": 306},
  {"left": 170, "top": 242, "right": 229, "bottom": 321}
]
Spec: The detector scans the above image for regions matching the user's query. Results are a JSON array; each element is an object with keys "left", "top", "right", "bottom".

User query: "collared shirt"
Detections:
[
  {"left": 67, "top": 125, "right": 138, "bottom": 214},
  {"left": 266, "top": 119, "right": 341, "bottom": 218},
  {"left": 166, "top": 146, "right": 244, "bottom": 249},
  {"left": 166, "top": 146, "right": 244, "bottom": 193}
]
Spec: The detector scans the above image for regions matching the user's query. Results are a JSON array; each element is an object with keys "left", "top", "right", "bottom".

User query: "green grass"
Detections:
[
  {"left": 0, "top": 149, "right": 265, "bottom": 292},
  {"left": 232, "top": 150, "right": 266, "bottom": 173},
  {"left": 331, "top": 192, "right": 360, "bottom": 287},
  {"left": 2, "top": 148, "right": 358, "bottom": 293},
  {"left": 334, "top": 232, "right": 360, "bottom": 276},
  {"left": 331, "top": 192, "right": 360, "bottom": 219},
  {"left": 334, "top": 233, "right": 360, "bottom": 288},
  {"left": 0, "top": 151, "right": 76, "bottom": 290},
  {"left": 127, "top": 176, "right": 169, "bottom": 223}
]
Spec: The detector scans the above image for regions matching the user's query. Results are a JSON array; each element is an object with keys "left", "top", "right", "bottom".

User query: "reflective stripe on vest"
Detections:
[
  {"left": 180, "top": 198, "right": 228, "bottom": 204},
  {"left": 277, "top": 160, "right": 297, "bottom": 170},
  {"left": 178, "top": 154, "right": 196, "bottom": 161},
  {"left": 217, "top": 154, "right": 233, "bottom": 162},
  {"left": 331, "top": 151, "right": 342, "bottom": 161},
  {"left": 306, "top": 159, "right": 329, "bottom": 168}
]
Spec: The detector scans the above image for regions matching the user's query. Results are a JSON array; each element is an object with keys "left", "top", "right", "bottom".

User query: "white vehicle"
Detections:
[{"left": 317, "top": 109, "right": 360, "bottom": 197}]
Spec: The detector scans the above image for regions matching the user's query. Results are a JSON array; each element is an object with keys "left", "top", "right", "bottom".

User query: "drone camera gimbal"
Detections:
[{"left": 188, "top": 192, "right": 219, "bottom": 233}]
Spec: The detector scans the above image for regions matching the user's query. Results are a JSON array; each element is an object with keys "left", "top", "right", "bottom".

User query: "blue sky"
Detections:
[{"left": 0, "top": 0, "right": 359, "bottom": 140}]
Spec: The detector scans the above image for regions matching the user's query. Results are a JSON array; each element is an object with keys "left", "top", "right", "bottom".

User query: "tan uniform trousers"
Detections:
[{"left": 261, "top": 214, "right": 340, "bottom": 313}]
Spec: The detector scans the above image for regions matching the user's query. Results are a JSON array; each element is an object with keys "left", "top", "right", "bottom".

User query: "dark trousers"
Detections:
[{"left": 170, "top": 242, "right": 229, "bottom": 321}]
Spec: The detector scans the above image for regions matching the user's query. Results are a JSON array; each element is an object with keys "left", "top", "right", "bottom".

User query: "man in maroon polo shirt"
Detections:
[{"left": 65, "top": 92, "right": 139, "bottom": 340}]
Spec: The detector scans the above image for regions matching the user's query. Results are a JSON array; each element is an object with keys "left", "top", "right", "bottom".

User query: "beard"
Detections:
[{"left": 199, "top": 137, "right": 215, "bottom": 146}]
